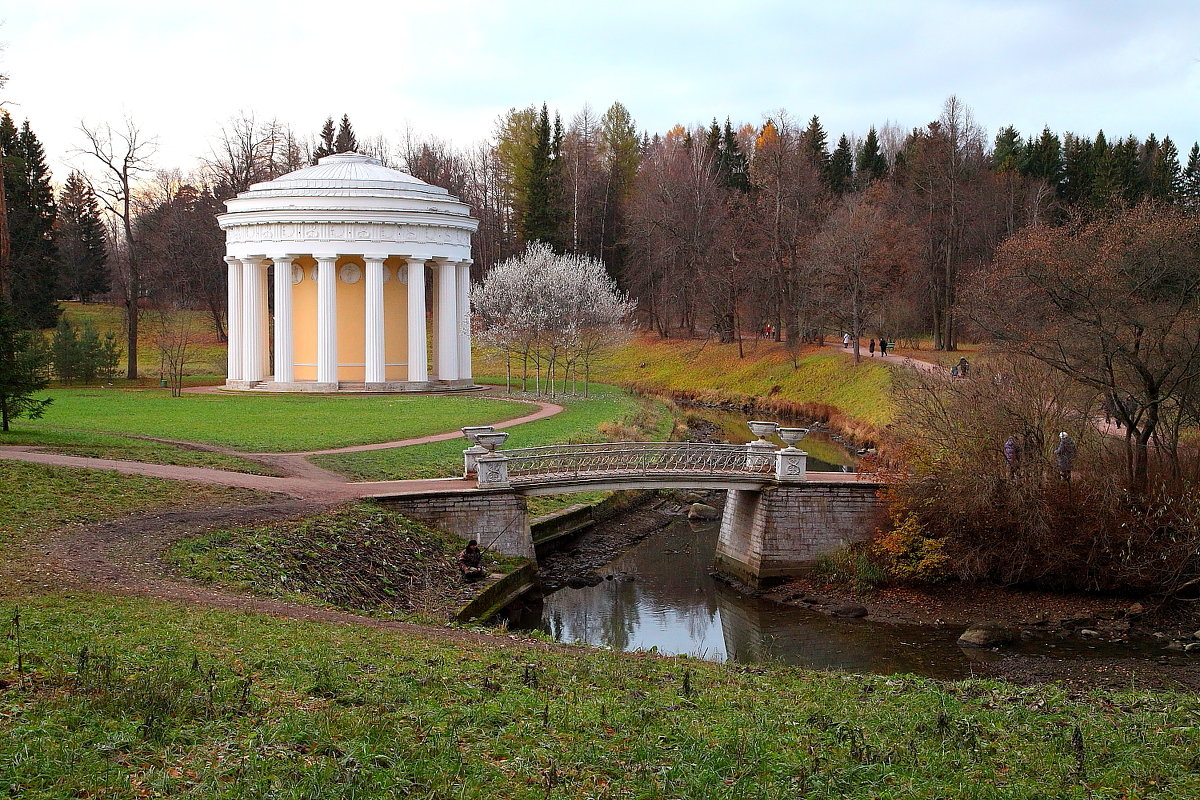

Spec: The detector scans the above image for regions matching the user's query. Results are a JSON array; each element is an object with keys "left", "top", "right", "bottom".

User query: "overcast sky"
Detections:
[{"left": 4, "top": 0, "right": 1200, "bottom": 181}]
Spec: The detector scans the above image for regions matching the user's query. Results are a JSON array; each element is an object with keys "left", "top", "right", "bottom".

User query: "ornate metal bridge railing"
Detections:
[
  {"left": 462, "top": 422, "right": 811, "bottom": 489},
  {"left": 500, "top": 442, "right": 766, "bottom": 484}
]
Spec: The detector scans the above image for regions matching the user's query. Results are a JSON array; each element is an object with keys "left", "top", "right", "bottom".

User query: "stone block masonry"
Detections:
[
  {"left": 715, "top": 480, "right": 885, "bottom": 587},
  {"left": 373, "top": 489, "right": 535, "bottom": 559}
]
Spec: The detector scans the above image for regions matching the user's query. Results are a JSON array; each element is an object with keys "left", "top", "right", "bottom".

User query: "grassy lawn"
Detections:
[
  {"left": 0, "top": 428, "right": 283, "bottom": 475},
  {"left": 314, "top": 385, "right": 673, "bottom": 481},
  {"left": 14, "top": 387, "right": 534, "bottom": 453},
  {"left": 576, "top": 336, "right": 897, "bottom": 426},
  {"left": 1, "top": 593, "right": 1197, "bottom": 798},
  {"left": 166, "top": 503, "right": 527, "bottom": 623}
]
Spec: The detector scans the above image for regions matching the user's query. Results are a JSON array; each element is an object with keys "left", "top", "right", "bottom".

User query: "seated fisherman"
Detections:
[{"left": 458, "top": 540, "right": 486, "bottom": 581}]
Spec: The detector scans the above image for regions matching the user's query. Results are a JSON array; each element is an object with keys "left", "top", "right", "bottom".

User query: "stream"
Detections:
[{"left": 505, "top": 410, "right": 1173, "bottom": 680}]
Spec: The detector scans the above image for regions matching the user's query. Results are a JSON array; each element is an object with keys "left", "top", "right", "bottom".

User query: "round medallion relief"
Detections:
[
  {"left": 291, "top": 264, "right": 304, "bottom": 285},
  {"left": 381, "top": 265, "right": 391, "bottom": 283},
  {"left": 309, "top": 265, "right": 319, "bottom": 282},
  {"left": 339, "top": 264, "right": 362, "bottom": 284}
]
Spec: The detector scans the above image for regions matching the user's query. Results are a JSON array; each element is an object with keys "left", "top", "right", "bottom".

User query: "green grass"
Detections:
[
  {"left": 14, "top": 387, "right": 534, "bottom": 453},
  {"left": 0, "top": 428, "right": 282, "bottom": 475},
  {"left": 526, "top": 491, "right": 612, "bottom": 519},
  {"left": 2, "top": 593, "right": 1199, "bottom": 798},
  {"left": 0, "top": 461, "right": 271, "bottom": 566},
  {"left": 166, "top": 503, "right": 527, "bottom": 621},
  {"left": 480, "top": 336, "right": 898, "bottom": 426},
  {"left": 314, "top": 385, "right": 673, "bottom": 481}
]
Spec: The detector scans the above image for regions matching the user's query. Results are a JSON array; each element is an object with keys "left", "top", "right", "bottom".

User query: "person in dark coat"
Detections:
[
  {"left": 1053, "top": 432, "right": 1076, "bottom": 481},
  {"left": 869, "top": 338, "right": 876, "bottom": 357},
  {"left": 458, "top": 540, "right": 486, "bottom": 581},
  {"left": 1003, "top": 435, "right": 1022, "bottom": 479},
  {"left": 957, "top": 357, "right": 969, "bottom": 377}
]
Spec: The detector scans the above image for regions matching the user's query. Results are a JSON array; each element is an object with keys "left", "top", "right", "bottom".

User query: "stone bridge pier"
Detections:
[{"left": 715, "top": 480, "right": 885, "bottom": 587}]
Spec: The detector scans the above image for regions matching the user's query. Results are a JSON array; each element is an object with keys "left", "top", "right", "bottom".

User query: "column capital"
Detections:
[
  {"left": 268, "top": 253, "right": 299, "bottom": 263},
  {"left": 224, "top": 255, "right": 241, "bottom": 266},
  {"left": 363, "top": 255, "right": 387, "bottom": 265},
  {"left": 314, "top": 254, "right": 339, "bottom": 265},
  {"left": 399, "top": 254, "right": 434, "bottom": 264},
  {"left": 457, "top": 258, "right": 474, "bottom": 267},
  {"left": 242, "top": 254, "right": 266, "bottom": 264}
]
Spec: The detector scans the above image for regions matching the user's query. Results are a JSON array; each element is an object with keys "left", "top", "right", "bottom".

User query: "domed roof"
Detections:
[
  {"left": 217, "top": 152, "right": 477, "bottom": 261},
  {"left": 243, "top": 152, "right": 449, "bottom": 198}
]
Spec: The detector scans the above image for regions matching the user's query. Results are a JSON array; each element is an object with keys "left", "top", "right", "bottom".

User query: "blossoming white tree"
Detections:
[{"left": 472, "top": 242, "right": 634, "bottom": 396}]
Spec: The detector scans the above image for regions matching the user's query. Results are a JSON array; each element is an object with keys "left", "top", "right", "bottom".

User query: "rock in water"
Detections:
[
  {"left": 829, "top": 604, "right": 869, "bottom": 618},
  {"left": 688, "top": 503, "right": 719, "bottom": 521},
  {"left": 958, "top": 621, "right": 1018, "bottom": 647}
]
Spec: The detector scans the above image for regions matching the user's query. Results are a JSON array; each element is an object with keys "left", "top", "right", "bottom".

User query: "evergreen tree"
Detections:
[
  {"left": 1060, "top": 132, "right": 1094, "bottom": 208},
  {"left": 1183, "top": 143, "right": 1200, "bottom": 210},
  {"left": 992, "top": 125, "right": 1024, "bottom": 173},
  {"left": 55, "top": 171, "right": 109, "bottom": 303},
  {"left": 828, "top": 134, "right": 854, "bottom": 194},
  {"left": 520, "top": 104, "right": 563, "bottom": 248},
  {"left": 800, "top": 115, "right": 830, "bottom": 176},
  {"left": 0, "top": 298, "right": 51, "bottom": 431},
  {"left": 1023, "top": 127, "right": 1064, "bottom": 187},
  {"left": 1138, "top": 133, "right": 1159, "bottom": 197},
  {"left": 855, "top": 126, "right": 888, "bottom": 182},
  {"left": 1148, "top": 136, "right": 1183, "bottom": 204},
  {"left": 334, "top": 114, "right": 358, "bottom": 153},
  {"left": 705, "top": 118, "right": 721, "bottom": 160},
  {"left": 50, "top": 316, "right": 119, "bottom": 383},
  {"left": 0, "top": 115, "right": 59, "bottom": 328},
  {"left": 312, "top": 116, "right": 336, "bottom": 162}
]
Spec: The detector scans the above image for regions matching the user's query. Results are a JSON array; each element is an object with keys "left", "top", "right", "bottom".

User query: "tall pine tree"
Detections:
[
  {"left": 334, "top": 114, "right": 358, "bottom": 153},
  {"left": 828, "top": 134, "right": 854, "bottom": 193},
  {"left": 1, "top": 115, "right": 59, "bottom": 328},
  {"left": 1183, "top": 143, "right": 1200, "bottom": 210},
  {"left": 1149, "top": 136, "right": 1182, "bottom": 204},
  {"left": 520, "top": 104, "right": 563, "bottom": 248},
  {"left": 312, "top": 117, "right": 336, "bottom": 162},
  {"left": 55, "top": 171, "right": 109, "bottom": 302},
  {"left": 800, "top": 115, "right": 830, "bottom": 177},
  {"left": 855, "top": 126, "right": 888, "bottom": 182}
]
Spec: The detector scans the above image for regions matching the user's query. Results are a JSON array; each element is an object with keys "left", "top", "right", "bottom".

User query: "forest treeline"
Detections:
[{"left": 3, "top": 96, "right": 1199, "bottom": 355}]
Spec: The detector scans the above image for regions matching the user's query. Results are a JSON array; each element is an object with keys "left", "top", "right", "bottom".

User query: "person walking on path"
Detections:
[
  {"left": 1054, "top": 432, "right": 1076, "bottom": 481},
  {"left": 869, "top": 338, "right": 876, "bottom": 357},
  {"left": 1003, "top": 435, "right": 1022, "bottom": 479},
  {"left": 879, "top": 338, "right": 888, "bottom": 357},
  {"left": 843, "top": 332, "right": 850, "bottom": 348}
]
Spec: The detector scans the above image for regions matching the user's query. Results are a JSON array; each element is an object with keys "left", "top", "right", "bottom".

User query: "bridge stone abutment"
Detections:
[
  {"left": 372, "top": 489, "right": 535, "bottom": 559},
  {"left": 715, "top": 480, "right": 885, "bottom": 588}
]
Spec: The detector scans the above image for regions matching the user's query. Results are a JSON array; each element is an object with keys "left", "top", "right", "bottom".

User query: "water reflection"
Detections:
[{"left": 510, "top": 517, "right": 976, "bottom": 678}]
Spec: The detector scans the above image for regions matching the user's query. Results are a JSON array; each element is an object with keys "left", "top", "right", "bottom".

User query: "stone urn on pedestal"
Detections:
[
  {"left": 475, "top": 432, "right": 511, "bottom": 488},
  {"left": 775, "top": 427, "right": 810, "bottom": 481},
  {"left": 461, "top": 426, "right": 495, "bottom": 477},
  {"left": 745, "top": 420, "right": 779, "bottom": 473}
]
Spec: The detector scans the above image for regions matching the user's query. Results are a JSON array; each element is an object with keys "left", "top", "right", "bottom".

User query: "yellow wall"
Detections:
[
  {"left": 383, "top": 256, "right": 410, "bottom": 381},
  {"left": 285, "top": 255, "right": 414, "bottom": 384},
  {"left": 292, "top": 256, "right": 317, "bottom": 381},
  {"left": 335, "top": 256, "right": 366, "bottom": 381}
]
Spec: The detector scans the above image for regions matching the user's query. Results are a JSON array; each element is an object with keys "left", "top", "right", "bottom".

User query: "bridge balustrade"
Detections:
[{"left": 472, "top": 441, "right": 782, "bottom": 489}]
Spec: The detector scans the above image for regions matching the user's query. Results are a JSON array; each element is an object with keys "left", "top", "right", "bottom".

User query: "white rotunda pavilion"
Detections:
[{"left": 218, "top": 153, "right": 479, "bottom": 391}]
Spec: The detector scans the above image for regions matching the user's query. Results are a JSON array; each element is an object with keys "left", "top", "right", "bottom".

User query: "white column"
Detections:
[
  {"left": 436, "top": 259, "right": 459, "bottom": 382},
  {"left": 406, "top": 257, "right": 429, "bottom": 383},
  {"left": 242, "top": 257, "right": 266, "bottom": 382},
  {"left": 225, "top": 256, "right": 243, "bottom": 382},
  {"left": 272, "top": 255, "right": 295, "bottom": 384},
  {"left": 456, "top": 260, "right": 473, "bottom": 384},
  {"left": 316, "top": 256, "right": 339, "bottom": 385},
  {"left": 364, "top": 256, "right": 386, "bottom": 385}
]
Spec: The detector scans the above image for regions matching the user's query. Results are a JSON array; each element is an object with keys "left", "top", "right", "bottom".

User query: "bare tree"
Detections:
[{"left": 76, "top": 119, "right": 156, "bottom": 379}]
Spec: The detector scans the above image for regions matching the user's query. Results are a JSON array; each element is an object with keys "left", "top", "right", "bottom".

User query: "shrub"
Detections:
[
  {"left": 872, "top": 512, "right": 950, "bottom": 583},
  {"left": 51, "top": 317, "right": 120, "bottom": 383},
  {"left": 813, "top": 545, "right": 889, "bottom": 594}
]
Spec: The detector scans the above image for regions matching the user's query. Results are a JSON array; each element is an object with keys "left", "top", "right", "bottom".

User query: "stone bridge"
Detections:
[{"left": 376, "top": 423, "right": 885, "bottom": 586}]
